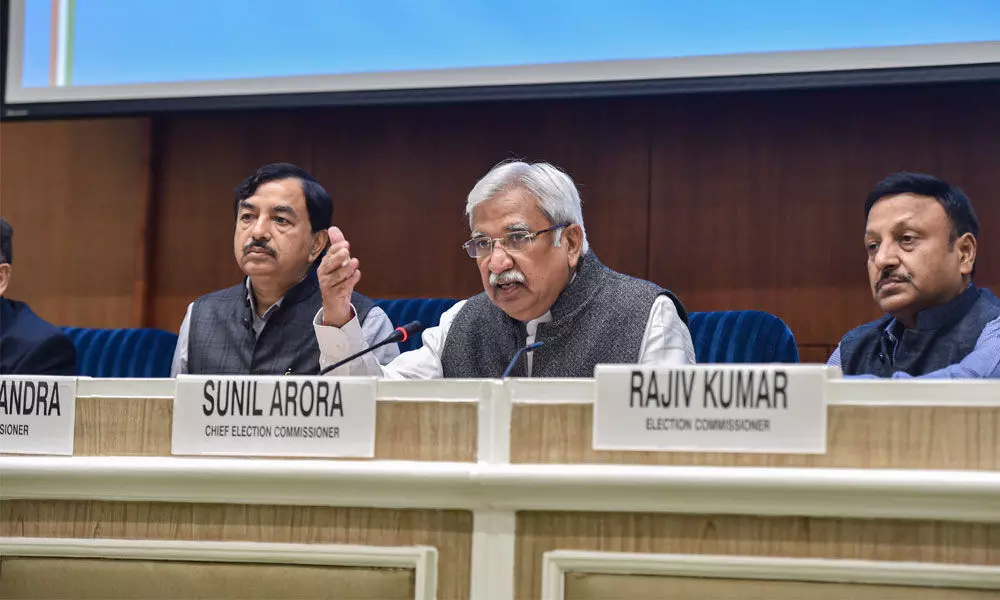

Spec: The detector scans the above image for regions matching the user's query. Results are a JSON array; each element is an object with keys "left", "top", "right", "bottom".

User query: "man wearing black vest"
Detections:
[
  {"left": 313, "top": 160, "right": 694, "bottom": 378},
  {"left": 829, "top": 172, "right": 1000, "bottom": 378},
  {"left": 170, "top": 163, "right": 397, "bottom": 375}
]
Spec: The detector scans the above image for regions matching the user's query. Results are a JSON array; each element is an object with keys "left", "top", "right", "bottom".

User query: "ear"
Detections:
[
  {"left": 308, "top": 230, "right": 328, "bottom": 262},
  {"left": 0, "top": 263, "right": 11, "bottom": 297},
  {"left": 563, "top": 224, "right": 584, "bottom": 269},
  {"left": 956, "top": 232, "right": 977, "bottom": 277}
]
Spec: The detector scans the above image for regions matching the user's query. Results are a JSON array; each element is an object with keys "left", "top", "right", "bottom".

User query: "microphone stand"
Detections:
[
  {"left": 502, "top": 341, "right": 544, "bottom": 378},
  {"left": 319, "top": 321, "right": 423, "bottom": 375}
]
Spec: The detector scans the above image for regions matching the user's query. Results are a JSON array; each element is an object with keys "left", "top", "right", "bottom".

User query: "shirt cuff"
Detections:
[{"left": 313, "top": 305, "right": 366, "bottom": 372}]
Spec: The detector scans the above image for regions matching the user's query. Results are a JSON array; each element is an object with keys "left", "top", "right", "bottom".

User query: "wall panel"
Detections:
[
  {"left": 3, "top": 82, "right": 995, "bottom": 350},
  {"left": 648, "top": 83, "right": 1000, "bottom": 354},
  {"left": 0, "top": 118, "right": 151, "bottom": 328}
]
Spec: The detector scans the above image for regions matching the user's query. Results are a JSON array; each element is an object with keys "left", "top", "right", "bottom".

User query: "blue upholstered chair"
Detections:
[
  {"left": 374, "top": 298, "right": 460, "bottom": 353},
  {"left": 57, "top": 305, "right": 795, "bottom": 377},
  {"left": 61, "top": 327, "right": 179, "bottom": 378},
  {"left": 687, "top": 310, "right": 799, "bottom": 364}
]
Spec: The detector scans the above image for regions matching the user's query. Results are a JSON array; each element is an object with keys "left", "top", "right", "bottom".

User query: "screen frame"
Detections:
[{"left": 2, "top": 0, "right": 999, "bottom": 121}]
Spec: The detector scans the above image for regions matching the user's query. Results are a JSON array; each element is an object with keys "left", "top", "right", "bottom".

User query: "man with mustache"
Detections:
[
  {"left": 314, "top": 160, "right": 695, "bottom": 378},
  {"left": 828, "top": 172, "right": 1000, "bottom": 378},
  {"left": 171, "top": 163, "right": 397, "bottom": 375}
]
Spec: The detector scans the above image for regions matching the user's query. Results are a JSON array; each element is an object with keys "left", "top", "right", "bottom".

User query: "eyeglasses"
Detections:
[{"left": 462, "top": 223, "right": 571, "bottom": 259}]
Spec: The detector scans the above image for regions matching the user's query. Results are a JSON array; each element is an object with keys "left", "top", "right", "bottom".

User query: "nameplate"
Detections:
[
  {"left": 593, "top": 365, "right": 828, "bottom": 454},
  {"left": 172, "top": 375, "right": 377, "bottom": 458},
  {"left": 0, "top": 376, "right": 77, "bottom": 455}
]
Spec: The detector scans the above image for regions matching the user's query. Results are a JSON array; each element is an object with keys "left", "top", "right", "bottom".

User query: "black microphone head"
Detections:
[
  {"left": 401, "top": 321, "right": 424, "bottom": 335},
  {"left": 322, "top": 320, "right": 426, "bottom": 375},
  {"left": 393, "top": 321, "right": 424, "bottom": 343}
]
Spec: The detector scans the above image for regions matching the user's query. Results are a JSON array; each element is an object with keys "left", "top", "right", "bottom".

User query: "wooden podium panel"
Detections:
[
  {"left": 564, "top": 573, "right": 996, "bottom": 600},
  {"left": 516, "top": 512, "right": 1000, "bottom": 600},
  {"left": 510, "top": 403, "right": 1000, "bottom": 469},
  {"left": 1, "top": 500, "right": 470, "bottom": 600},
  {"left": 72, "top": 397, "right": 173, "bottom": 456},
  {"left": 5, "top": 377, "right": 1000, "bottom": 600},
  {"left": 70, "top": 379, "right": 482, "bottom": 461},
  {"left": 1, "top": 557, "right": 414, "bottom": 600},
  {"left": 73, "top": 397, "right": 477, "bottom": 461}
]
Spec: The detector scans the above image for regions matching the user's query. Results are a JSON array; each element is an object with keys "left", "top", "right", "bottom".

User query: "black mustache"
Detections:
[
  {"left": 876, "top": 271, "right": 910, "bottom": 291},
  {"left": 243, "top": 238, "right": 276, "bottom": 257}
]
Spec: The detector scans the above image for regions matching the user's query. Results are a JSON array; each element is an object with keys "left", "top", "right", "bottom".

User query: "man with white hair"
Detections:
[{"left": 314, "top": 160, "right": 695, "bottom": 378}]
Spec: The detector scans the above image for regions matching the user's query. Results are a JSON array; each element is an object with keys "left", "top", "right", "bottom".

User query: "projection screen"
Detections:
[{"left": 2, "top": 0, "right": 999, "bottom": 119}]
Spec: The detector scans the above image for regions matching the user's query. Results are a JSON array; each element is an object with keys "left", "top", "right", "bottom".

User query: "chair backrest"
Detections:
[
  {"left": 57, "top": 309, "right": 795, "bottom": 375},
  {"left": 61, "top": 327, "right": 179, "bottom": 378},
  {"left": 374, "top": 298, "right": 460, "bottom": 353},
  {"left": 687, "top": 310, "right": 799, "bottom": 364}
]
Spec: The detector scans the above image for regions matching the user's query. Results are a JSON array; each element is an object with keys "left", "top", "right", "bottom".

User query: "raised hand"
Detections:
[{"left": 317, "top": 226, "right": 361, "bottom": 327}]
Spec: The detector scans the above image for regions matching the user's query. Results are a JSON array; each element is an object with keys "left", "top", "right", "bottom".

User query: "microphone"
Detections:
[
  {"left": 243, "top": 294, "right": 254, "bottom": 336},
  {"left": 242, "top": 315, "right": 256, "bottom": 340},
  {"left": 319, "top": 321, "right": 423, "bottom": 375},
  {"left": 502, "top": 341, "right": 543, "bottom": 379}
]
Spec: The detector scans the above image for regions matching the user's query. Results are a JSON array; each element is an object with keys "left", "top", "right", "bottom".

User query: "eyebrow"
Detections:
[
  {"left": 237, "top": 200, "right": 257, "bottom": 212},
  {"left": 271, "top": 204, "right": 297, "bottom": 217},
  {"left": 471, "top": 222, "right": 531, "bottom": 238}
]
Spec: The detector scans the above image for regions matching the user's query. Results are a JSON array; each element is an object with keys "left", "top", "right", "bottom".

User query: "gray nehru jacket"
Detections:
[
  {"left": 188, "top": 266, "right": 376, "bottom": 375},
  {"left": 440, "top": 251, "right": 688, "bottom": 378}
]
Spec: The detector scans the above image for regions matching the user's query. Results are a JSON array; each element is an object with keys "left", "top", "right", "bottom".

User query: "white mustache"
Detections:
[{"left": 490, "top": 270, "right": 525, "bottom": 287}]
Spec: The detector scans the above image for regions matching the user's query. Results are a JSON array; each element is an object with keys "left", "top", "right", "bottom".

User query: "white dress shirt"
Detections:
[
  {"left": 171, "top": 283, "right": 398, "bottom": 376},
  {"left": 313, "top": 295, "right": 695, "bottom": 378}
]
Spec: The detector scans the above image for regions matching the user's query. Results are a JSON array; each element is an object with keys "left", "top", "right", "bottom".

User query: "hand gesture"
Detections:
[{"left": 317, "top": 226, "right": 361, "bottom": 327}]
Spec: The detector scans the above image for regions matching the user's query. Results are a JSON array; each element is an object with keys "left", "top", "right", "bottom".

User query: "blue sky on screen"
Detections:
[
  {"left": 22, "top": 0, "right": 51, "bottom": 86},
  {"left": 20, "top": 0, "right": 1000, "bottom": 88}
]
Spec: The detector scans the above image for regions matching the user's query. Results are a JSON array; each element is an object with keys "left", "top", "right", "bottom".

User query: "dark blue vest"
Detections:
[
  {"left": 188, "top": 267, "right": 375, "bottom": 375},
  {"left": 838, "top": 285, "right": 1000, "bottom": 377}
]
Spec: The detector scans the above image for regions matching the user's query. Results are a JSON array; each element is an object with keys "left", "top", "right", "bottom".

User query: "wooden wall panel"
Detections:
[
  {"left": 648, "top": 82, "right": 1000, "bottom": 355},
  {"left": 4, "top": 82, "right": 994, "bottom": 343},
  {"left": 149, "top": 99, "right": 653, "bottom": 329},
  {"left": 0, "top": 118, "right": 151, "bottom": 328},
  {"left": 149, "top": 111, "right": 318, "bottom": 331},
  {"left": 308, "top": 100, "right": 653, "bottom": 299}
]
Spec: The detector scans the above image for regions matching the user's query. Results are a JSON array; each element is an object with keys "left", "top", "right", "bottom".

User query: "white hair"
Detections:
[{"left": 465, "top": 161, "right": 589, "bottom": 253}]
